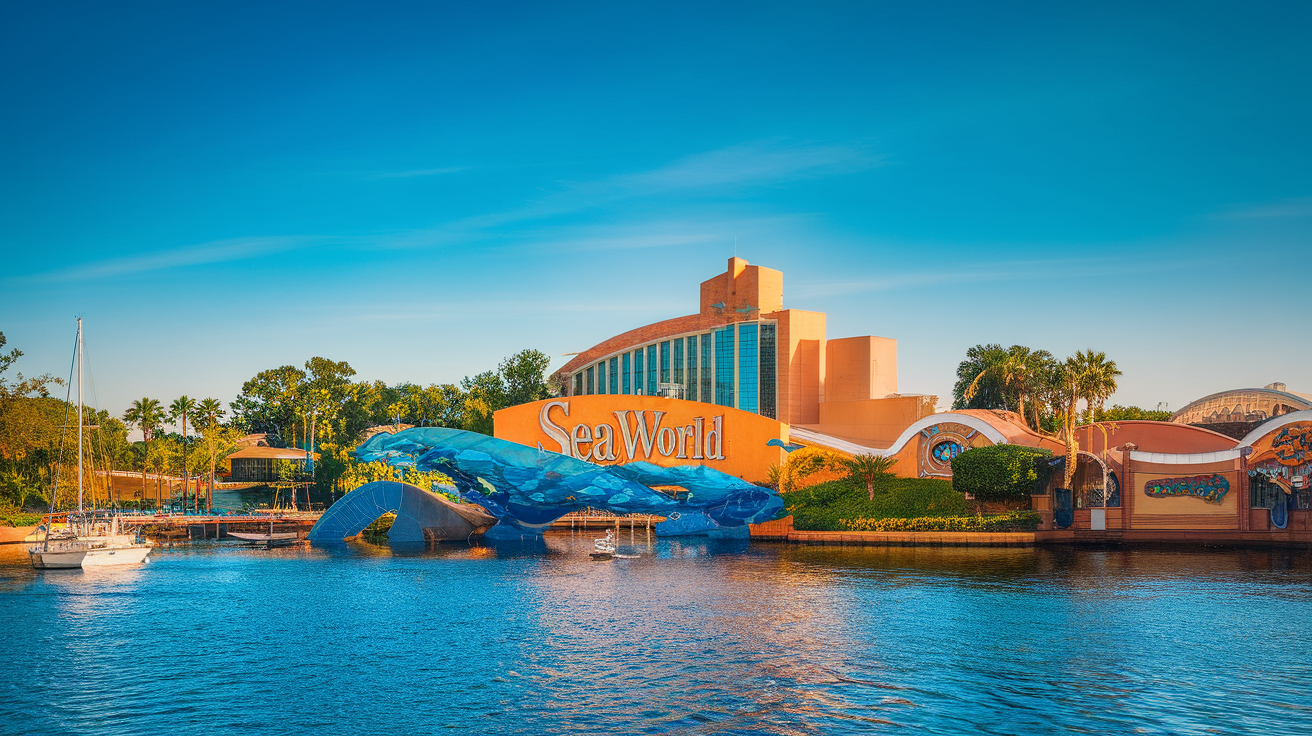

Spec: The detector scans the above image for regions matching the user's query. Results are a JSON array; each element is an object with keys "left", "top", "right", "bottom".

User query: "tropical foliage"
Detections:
[
  {"left": 844, "top": 453, "right": 898, "bottom": 501},
  {"left": 838, "top": 511, "right": 1041, "bottom": 532},
  {"left": 949, "top": 444, "right": 1053, "bottom": 504},
  {"left": 783, "top": 476, "right": 969, "bottom": 531}
]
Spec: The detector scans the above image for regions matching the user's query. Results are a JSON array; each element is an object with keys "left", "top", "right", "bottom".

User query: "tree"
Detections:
[
  {"left": 169, "top": 396, "right": 198, "bottom": 511},
  {"left": 952, "top": 344, "right": 1012, "bottom": 411},
  {"left": 962, "top": 346, "right": 1056, "bottom": 430},
  {"left": 498, "top": 349, "right": 552, "bottom": 407},
  {"left": 950, "top": 444, "right": 1053, "bottom": 508},
  {"left": 230, "top": 365, "right": 306, "bottom": 445},
  {"left": 123, "top": 398, "right": 165, "bottom": 508},
  {"left": 195, "top": 398, "right": 226, "bottom": 513},
  {"left": 1073, "top": 350, "right": 1121, "bottom": 424},
  {"left": 844, "top": 454, "right": 898, "bottom": 500}
]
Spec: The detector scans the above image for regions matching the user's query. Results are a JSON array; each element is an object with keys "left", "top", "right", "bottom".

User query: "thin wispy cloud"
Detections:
[
  {"left": 790, "top": 254, "right": 1223, "bottom": 299},
  {"left": 13, "top": 236, "right": 320, "bottom": 283},
  {"left": 370, "top": 167, "right": 464, "bottom": 179},
  {"left": 375, "top": 140, "right": 878, "bottom": 248},
  {"left": 1217, "top": 196, "right": 1312, "bottom": 220}
]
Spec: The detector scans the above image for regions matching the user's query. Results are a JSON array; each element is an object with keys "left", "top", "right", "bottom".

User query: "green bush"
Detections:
[
  {"left": 783, "top": 476, "right": 969, "bottom": 531},
  {"left": 950, "top": 444, "right": 1053, "bottom": 503},
  {"left": 839, "top": 511, "right": 1041, "bottom": 532},
  {"left": 0, "top": 511, "right": 43, "bottom": 528}
]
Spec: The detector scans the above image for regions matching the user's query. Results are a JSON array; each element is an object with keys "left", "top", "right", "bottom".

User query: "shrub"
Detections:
[
  {"left": 784, "top": 476, "right": 969, "bottom": 531},
  {"left": 839, "top": 511, "right": 1041, "bottom": 532},
  {"left": 950, "top": 444, "right": 1053, "bottom": 503}
]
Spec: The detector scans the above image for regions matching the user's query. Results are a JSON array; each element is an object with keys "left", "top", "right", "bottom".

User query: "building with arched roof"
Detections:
[{"left": 1172, "top": 383, "right": 1312, "bottom": 439}]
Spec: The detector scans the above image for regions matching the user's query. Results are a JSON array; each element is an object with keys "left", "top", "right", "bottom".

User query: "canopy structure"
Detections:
[{"left": 346, "top": 427, "right": 783, "bottom": 538}]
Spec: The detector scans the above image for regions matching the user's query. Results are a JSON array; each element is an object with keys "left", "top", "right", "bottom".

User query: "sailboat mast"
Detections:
[{"left": 77, "top": 317, "right": 84, "bottom": 514}]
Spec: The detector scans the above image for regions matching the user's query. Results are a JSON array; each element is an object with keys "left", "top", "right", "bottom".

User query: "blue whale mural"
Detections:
[{"left": 349, "top": 427, "right": 784, "bottom": 538}]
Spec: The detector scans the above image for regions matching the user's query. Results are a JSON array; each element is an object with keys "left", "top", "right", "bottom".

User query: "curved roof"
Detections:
[
  {"left": 1237, "top": 409, "right": 1312, "bottom": 447},
  {"left": 1075, "top": 420, "right": 1238, "bottom": 455},
  {"left": 556, "top": 313, "right": 706, "bottom": 377},
  {"left": 1172, "top": 387, "right": 1312, "bottom": 424}
]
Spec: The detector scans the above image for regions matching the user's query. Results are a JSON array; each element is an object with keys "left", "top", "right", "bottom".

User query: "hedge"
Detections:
[
  {"left": 784, "top": 476, "right": 970, "bottom": 531},
  {"left": 950, "top": 444, "right": 1053, "bottom": 503},
  {"left": 0, "top": 512, "right": 43, "bottom": 528},
  {"left": 838, "top": 511, "right": 1041, "bottom": 532}
]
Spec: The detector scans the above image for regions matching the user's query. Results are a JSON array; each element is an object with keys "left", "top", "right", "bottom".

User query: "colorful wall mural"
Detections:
[{"left": 1143, "top": 474, "right": 1231, "bottom": 503}]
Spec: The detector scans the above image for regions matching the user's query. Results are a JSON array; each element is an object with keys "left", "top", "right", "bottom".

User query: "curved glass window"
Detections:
[{"left": 931, "top": 441, "right": 965, "bottom": 463}]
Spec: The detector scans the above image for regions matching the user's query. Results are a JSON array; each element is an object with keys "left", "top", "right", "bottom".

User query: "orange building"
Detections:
[{"left": 549, "top": 257, "right": 936, "bottom": 448}]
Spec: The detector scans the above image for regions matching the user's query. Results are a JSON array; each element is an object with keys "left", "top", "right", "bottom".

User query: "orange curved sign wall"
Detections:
[{"left": 493, "top": 396, "right": 789, "bottom": 483}]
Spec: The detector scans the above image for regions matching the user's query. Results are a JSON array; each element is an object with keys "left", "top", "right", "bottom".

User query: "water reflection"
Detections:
[{"left": 1, "top": 540, "right": 1311, "bottom": 735}]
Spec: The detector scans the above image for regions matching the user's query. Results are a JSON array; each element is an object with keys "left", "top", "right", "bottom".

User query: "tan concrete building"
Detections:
[{"left": 554, "top": 258, "right": 936, "bottom": 448}]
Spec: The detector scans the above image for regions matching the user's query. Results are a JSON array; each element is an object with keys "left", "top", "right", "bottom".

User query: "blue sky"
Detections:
[{"left": 2, "top": 1, "right": 1309, "bottom": 417}]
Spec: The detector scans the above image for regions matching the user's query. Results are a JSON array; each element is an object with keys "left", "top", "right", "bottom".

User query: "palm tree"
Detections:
[
  {"left": 169, "top": 396, "right": 198, "bottom": 512},
  {"left": 1074, "top": 350, "right": 1121, "bottom": 424},
  {"left": 844, "top": 454, "right": 898, "bottom": 500},
  {"left": 195, "top": 398, "right": 225, "bottom": 513},
  {"left": 123, "top": 398, "right": 165, "bottom": 509},
  {"left": 962, "top": 346, "right": 1056, "bottom": 430}
]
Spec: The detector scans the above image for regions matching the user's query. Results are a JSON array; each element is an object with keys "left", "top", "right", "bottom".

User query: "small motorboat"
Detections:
[
  {"left": 229, "top": 519, "right": 299, "bottom": 547},
  {"left": 590, "top": 529, "right": 616, "bottom": 560}
]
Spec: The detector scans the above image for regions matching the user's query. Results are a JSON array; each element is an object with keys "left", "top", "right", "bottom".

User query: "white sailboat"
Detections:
[{"left": 29, "top": 318, "right": 153, "bottom": 570}]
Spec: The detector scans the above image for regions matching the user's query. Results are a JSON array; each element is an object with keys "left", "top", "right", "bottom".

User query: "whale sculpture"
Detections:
[{"left": 347, "top": 427, "right": 783, "bottom": 538}]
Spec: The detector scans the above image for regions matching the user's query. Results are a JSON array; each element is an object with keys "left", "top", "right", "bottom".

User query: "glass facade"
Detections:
[
  {"left": 673, "top": 339, "right": 683, "bottom": 386},
  {"left": 736, "top": 323, "right": 758, "bottom": 414},
  {"left": 700, "top": 334, "right": 712, "bottom": 405},
  {"left": 759, "top": 323, "right": 777, "bottom": 419},
  {"left": 714, "top": 327, "right": 735, "bottom": 407},
  {"left": 646, "top": 345, "right": 658, "bottom": 396},
  {"left": 567, "top": 320, "right": 779, "bottom": 417},
  {"left": 685, "top": 335, "right": 697, "bottom": 402}
]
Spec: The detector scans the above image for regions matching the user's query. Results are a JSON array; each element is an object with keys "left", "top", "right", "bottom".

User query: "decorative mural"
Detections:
[
  {"left": 1143, "top": 473, "right": 1230, "bottom": 503},
  {"left": 345, "top": 427, "right": 784, "bottom": 539},
  {"left": 1272, "top": 424, "right": 1312, "bottom": 466},
  {"left": 917, "top": 423, "right": 983, "bottom": 478}
]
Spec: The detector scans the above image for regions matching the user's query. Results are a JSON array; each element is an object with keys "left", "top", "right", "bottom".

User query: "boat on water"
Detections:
[
  {"left": 29, "top": 318, "right": 153, "bottom": 570},
  {"left": 590, "top": 529, "right": 616, "bottom": 559},
  {"left": 229, "top": 519, "right": 299, "bottom": 546}
]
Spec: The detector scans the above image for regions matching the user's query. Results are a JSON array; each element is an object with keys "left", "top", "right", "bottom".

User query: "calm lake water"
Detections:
[{"left": 2, "top": 535, "right": 1311, "bottom": 736}]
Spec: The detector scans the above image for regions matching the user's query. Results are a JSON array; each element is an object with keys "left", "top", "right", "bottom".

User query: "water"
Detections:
[{"left": 2, "top": 536, "right": 1311, "bottom": 736}]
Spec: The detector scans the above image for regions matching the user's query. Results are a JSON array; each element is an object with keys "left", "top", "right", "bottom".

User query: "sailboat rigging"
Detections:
[{"left": 29, "top": 318, "right": 153, "bottom": 569}]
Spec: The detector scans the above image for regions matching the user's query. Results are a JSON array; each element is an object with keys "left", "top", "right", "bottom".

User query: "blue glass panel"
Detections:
[
  {"left": 737, "top": 323, "right": 758, "bottom": 414},
  {"left": 586, "top": 365, "right": 595, "bottom": 395},
  {"left": 609, "top": 357, "right": 619, "bottom": 394},
  {"left": 660, "top": 341, "right": 670, "bottom": 384},
  {"left": 701, "top": 333, "right": 712, "bottom": 405},
  {"left": 622, "top": 353, "right": 631, "bottom": 394},
  {"left": 759, "top": 323, "right": 777, "bottom": 419},
  {"left": 685, "top": 336, "right": 697, "bottom": 402},
  {"left": 714, "top": 328, "right": 734, "bottom": 407},
  {"left": 573, "top": 373, "right": 582, "bottom": 396},
  {"left": 672, "top": 339, "right": 683, "bottom": 386},
  {"left": 634, "top": 350, "right": 643, "bottom": 394},
  {"left": 647, "top": 345, "right": 658, "bottom": 396}
]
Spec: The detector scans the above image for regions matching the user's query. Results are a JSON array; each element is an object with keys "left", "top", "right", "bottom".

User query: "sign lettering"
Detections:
[{"left": 538, "top": 400, "right": 725, "bottom": 463}]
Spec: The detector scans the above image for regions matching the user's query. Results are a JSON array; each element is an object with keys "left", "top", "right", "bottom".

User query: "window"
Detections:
[
  {"left": 622, "top": 353, "right": 631, "bottom": 394},
  {"left": 737, "top": 323, "right": 758, "bottom": 413},
  {"left": 759, "top": 323, "right": 777, "bottom": 419},
  {"left": 573, "top": 373, "right": 582, "bottom": 396},
  {"left": 673, "top": 339, "right": 684, "bottom": 386},
  {"left": 1251, "top": 473, "right": 1284, "bottom": 510},
  {"left": 647, "top": 345, "right": 658, "bottom": 396},
  {"left": 586, "top": 365, "right": 595, "bottom": 395},
  {"left": 609, "top": 357, "right": 619, "bottom": 394},
  {"left": 634, "top": 350, "right": 643, "bottom": 394},
  {"left": 932, "top": 441, "right": 964, "bottom": 463},
  {"left": 660, "top": 341, "right": 671, "bottom": 383},
  {"left": 685, "top": 336, "right": 698, "bottom": 402},
  {"left": 597, "top": 362, "right": 606, "bottom": 395},
  {"left": 715, "top": 327, "right": 735, "bottom": 407},
  {"left": 701, "top": 333, "right": 712, "bottom": 405}
]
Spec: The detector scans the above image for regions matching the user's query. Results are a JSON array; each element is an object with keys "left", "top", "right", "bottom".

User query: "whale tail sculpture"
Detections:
[{"left": 315, "top": 427, "right": 783, "bottom": 542}]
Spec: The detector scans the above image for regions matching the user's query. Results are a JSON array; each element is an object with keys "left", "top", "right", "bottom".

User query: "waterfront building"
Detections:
[
  {"left": 1170, "top": 382, "right": 1312, "bottom": 439},
  {"left": 227, "top": 446, "right": 313, "bottom": 483}
]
